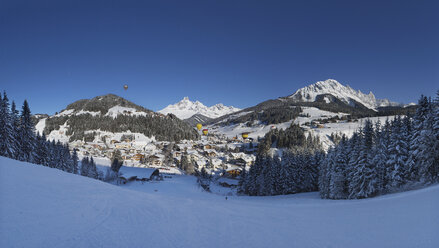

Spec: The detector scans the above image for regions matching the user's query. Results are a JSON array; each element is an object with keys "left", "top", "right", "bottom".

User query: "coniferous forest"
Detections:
[{"left": 240, "top": 93, "right": 439, "bottom": 199}]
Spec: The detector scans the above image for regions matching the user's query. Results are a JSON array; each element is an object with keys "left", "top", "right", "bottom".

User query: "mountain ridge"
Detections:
[
  {"left": 158, "top": 97, "right": 241, "bottom": 120},
  {"left": 286, "top": 79, "right": 402, "bottom": 110}
]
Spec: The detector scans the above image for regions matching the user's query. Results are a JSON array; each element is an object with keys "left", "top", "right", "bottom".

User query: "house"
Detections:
[
  {"left": 186, "top": 150, "right": 201, "bottom": 161},
  {"left": 205, "top": 149, "right": 217, "bottom": 157},
  {"left": 203, "top": 144, "right": 213, "bottom": 150},
  {"left": 122, "top": 155, "right": 132, "bottom": 160},
  {"left": 225, "top": 166, "right": 242, "bottom": 178},
  {"left": 230, "top": 153, "right": 255, "bottom": 166},
  {"left": 210, "top": 158, "right": 223, "bottom": 170},
  {"left": 118, "top": 166, "right": 161, "bottom": 184},
  {"left": 173, "top": 151, "right": 182, "bottom": 158},
  {"left": 133, "top": 153, "right": 145, "bottom": 161},
  {"left": 148, "top": 154, "right": 164, "bottom": 166},
  {"left": 115, "top": 143, "right": 131, "bottom": 149}
]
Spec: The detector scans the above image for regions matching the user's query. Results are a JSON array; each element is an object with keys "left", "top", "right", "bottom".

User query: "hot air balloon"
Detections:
[
  {"left": 242, "top": 132, "right": 250, "bottom": 139},
  {"left": 123, "top": 84, "right": 128, "bottom": 90},
  {"left": 196, "top": 123, "right": 202, "bottom": 131},
  {"left": 202, "top": 129, "right": 208, "bottom": 136}
]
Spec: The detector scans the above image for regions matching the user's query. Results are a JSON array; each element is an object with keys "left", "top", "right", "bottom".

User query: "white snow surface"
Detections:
[
  {"left": 288, "top": 79, "right": 402, "bottom": 110},
  {"left": 305, "top": 116, "right": 397, "bottom": 150},
  {"left": 159, "top": 96, "right": 241, "bottom": 119},
  {"left": 53, "top": 109, "right": 75, "bottom": 117},
  {"left": 209, "top": 107, "right": 347, "bottom": 140},
  {"left": 1, "top": 156, "right": 438, "bottom": 248},
  {"left": 35, "top": 118, "right": 46, "bottom": 135},
  {"left": 75, "top": 110, "right": 101, "bottom": 116},
  {"left": 104, "top": 105, "right": 149, "bottom": 118},
  {"left": 210, "top": 108, "right": 396, "bottom": 150},
  {"left": 47, "top": 121, "right": 70, "bottom": 144}
]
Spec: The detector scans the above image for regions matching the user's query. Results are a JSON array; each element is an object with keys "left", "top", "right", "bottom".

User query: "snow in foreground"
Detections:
[{"left": 0, "top": 156, "right": 438, "bottom": 248}]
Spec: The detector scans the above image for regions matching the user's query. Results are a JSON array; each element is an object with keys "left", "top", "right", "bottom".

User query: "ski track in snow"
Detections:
[{"left": 1, "top": 156, "right": 438, "bottom": 248}]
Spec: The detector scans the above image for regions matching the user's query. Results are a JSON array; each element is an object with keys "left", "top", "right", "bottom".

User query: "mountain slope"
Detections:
[
  {"left": 287, "top": 79, "right": 401, "bottom": 110},
  {"left": 159, "top": 97, "right": 240, "bottom": 120},
  {"left": 184, "top": 113, "right": 213, "bottom": 126},
  {"left": 39, "top": 94, "right": 199, "bottom": 142},
  {"left": 206, "top": 79, "right": 415, "bottom": 147},
  {"left": 1, "top": 156, "right": 438, "bottom": 248}
]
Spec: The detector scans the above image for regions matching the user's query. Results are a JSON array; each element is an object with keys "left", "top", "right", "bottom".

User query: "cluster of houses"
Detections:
[{"left": 70, "top": 133, "right": 257, "bottom": 179}]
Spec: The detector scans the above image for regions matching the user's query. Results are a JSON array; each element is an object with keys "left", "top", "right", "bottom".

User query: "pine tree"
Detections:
[
  {"left": 329, "top": 138, "right": 348, "bottom": 199},
  {"left": 346, "top": 132, "right": 360, "bottom": 196},
  {"left": 88, "top": 157, "right": 99, "bottom": 179},
  {"left": 407, "top": 96, "right": 432, "bottom": 181},
  {"left": 431, "top": 91, "right": 439, "bottom": 182},
  {"left": 72, "top": 148, "right": 79, "bottom": 174},
  {"left": 10, "top": 101, "right": 20, "bottom": 160},
  {"left": 34, "top": 134, "right": 49, "bottom": 166},
  {"left": 81, "top": 157, "right": 90, "bottom": 176},
  {"left": 111, "top": 149, "right": 123, "bottom": 173},
  {"left": 386, "top": 116, "right": 408, "bottom": 189},
  {"left": 416, "top": 106, "right": 436, "bottom": 184},
  {"left": 0, "top": 92, "right": 16, "bottom": 158},
  {"left": 373, "top": 127, "right": 388, "bottom": 193},
  {"left": 349, "top": 121, "right": 378, "bottom": 199},
  {"left": 16, "top": 100, "right": 37, "bottom": 163}
]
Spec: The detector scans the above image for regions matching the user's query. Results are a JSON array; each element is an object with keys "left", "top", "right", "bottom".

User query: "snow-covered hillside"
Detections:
[
  {"left": 54, "top": 105, "right": 150, "bottom": 118},
  {"left": 1, "top": 156, "right": 438, "bottom": 248},
  {"left": 208, "top": 107, "right": 392, "bottom": 150},
  {"left": 288, "top": 79, "right": 401, "bottom": 110},
  {"left": 159, "top": 97, "right": 241, "bottom": 119}
]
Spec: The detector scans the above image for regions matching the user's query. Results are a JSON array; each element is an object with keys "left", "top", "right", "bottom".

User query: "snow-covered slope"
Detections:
[
  {"left": 288, "top": 79, "right": 401, "bottom": 110},
  {"left": 159, "top": 97, "right": 241, "bottom": 119},
  {"left": 1, "top": 156, "right": 438, "bottom": 248},
  {"left": 37, "top": 94, "right": 198, "bottom": 143},
  {"left": 208, "top": 107, "right": 390, "bottom": 150}
]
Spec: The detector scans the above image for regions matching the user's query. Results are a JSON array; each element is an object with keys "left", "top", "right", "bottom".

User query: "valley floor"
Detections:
[{"left": 1, "top": 156, "right": 438, "bottom": 248}]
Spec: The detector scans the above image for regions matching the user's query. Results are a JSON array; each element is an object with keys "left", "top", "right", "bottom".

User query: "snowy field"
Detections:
[{"left": 1, "top": 156, "right": 438, "bottom": 248}]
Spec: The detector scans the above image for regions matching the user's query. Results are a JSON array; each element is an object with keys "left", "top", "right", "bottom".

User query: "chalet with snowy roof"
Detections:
[
  {"left": 225, "top": 166, "right": 242, "bottom": 178},
  {"left": 186, "top": 150, "right": 201, "bottom": 161},
  {"left": 118, "top": 166, "right": 161, "bottom": 184}
]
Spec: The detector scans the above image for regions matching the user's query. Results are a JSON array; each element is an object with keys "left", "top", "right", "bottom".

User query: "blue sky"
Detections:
[{"left": 1, "top": 0, "right": 438, "bottom": 114}]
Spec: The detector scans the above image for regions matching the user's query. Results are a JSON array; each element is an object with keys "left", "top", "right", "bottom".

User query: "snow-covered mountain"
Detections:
[
  {"left": 34, "top": 94, "right": 199, "bottom": 143},
  {"left": 159, "top": 97, "right": 241, "bottom": 120},
  {"left": 287, "top": 79, "right": 402, "bottom": 110}
]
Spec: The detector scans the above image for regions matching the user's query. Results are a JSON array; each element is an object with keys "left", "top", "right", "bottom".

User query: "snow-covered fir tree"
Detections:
[{"left": 0, "top": 92, "right": 16, "bottom": 158}]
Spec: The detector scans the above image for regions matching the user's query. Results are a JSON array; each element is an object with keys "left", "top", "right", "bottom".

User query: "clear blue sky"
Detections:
[{"left": 1, "top": 0, "right": 438, "bottom": 114}]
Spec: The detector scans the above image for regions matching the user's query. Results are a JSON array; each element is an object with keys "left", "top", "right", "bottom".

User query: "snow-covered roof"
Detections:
[
  {"left": 211, "top": 158, "right": 223, "bottom": 166},
  {"left": 119, "top": 166, "right": 159, "bottom": 180}
]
